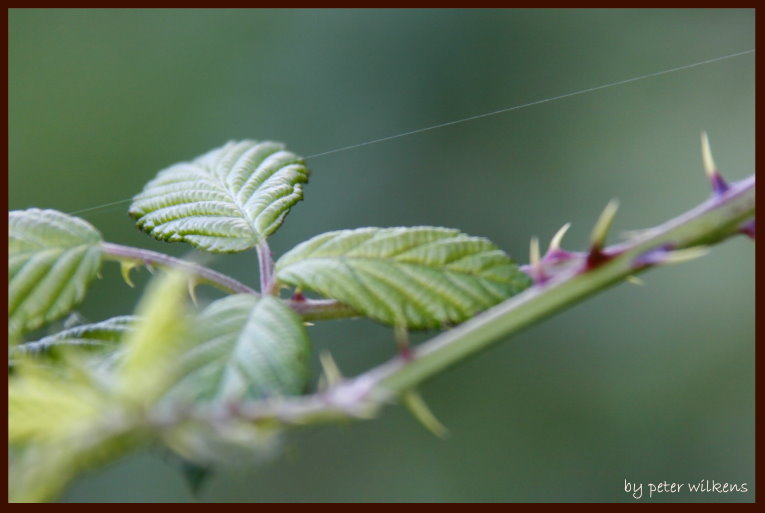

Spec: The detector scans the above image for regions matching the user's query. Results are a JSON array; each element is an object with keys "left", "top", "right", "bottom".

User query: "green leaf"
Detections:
[
  {"left": 275, "top": 226, "right": 532, "bottom": 329},
  {"left": 117, "top": 270, "right": 192, "bottom": 404},
  {"left": 9, "top": 361, "right": 110, "bottom": 445},
  {"left": 169, "top": 294, "right": 311, "bottom": 403},
  {"left": 129, "top": 140, "right": 310, "bottom": 253},
  {"left": 10, "top": 316, "right": 135, "bottom": 362},
  {"left": 10, "top": 434, "right": 140, "bottom": 503},
  {"left": 9, "top": 358, "right": 143, "bottom": 502},
  {"left": 8, "top": 209, "right": 103, "bottom": 343}
]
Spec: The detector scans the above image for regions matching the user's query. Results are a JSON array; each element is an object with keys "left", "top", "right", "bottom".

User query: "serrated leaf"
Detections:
[
  {"left": 275, "top": 227, "right": 532, "bottom": 329},
  {"left": 11, "top": 316, "right": 136, "bottom": 362},
  {"left": 129, "top": 140, "right": 310, "bottom": 253},
  {"left": 9, "top": 209, "right": 103, "bottom": 342},
  {"left": 169, "top": 294, "right": 311, "bottom": 403}
]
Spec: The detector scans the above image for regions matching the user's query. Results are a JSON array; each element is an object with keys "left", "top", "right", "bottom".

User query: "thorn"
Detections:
[
  {"left": 740, "top": 220, "right": 755, "bottom": 240},
  {"left": 120, "top": 261, "right": 137, "bottom": 287},
  {"left": 303, "top": 321, "right": 315, "bottom": 327},
  {"left": 633, "top": 245, "right": 710, "bottom": 268},
  {"left": 700, "top": 131, "right": 717, "bottom": 178},
  {"left": 529, "top": 236, "right": 541, "bottom": 267},
  {"left": 584, "top": 200, "right": 619, "bottom": 270},
  {"left": 701, "top": 131, "right": 728, "bottom": 195},
  {"left": 319, "top": 351, "right": 343, "bottom": 389},
  {"left": 625, "top": 275, "right": 645, "bottom": 286},
  {"left": 395, "top": 324, "right": 413, "bottom": 360},
  {"left": 187, "top": 278, "right": 199, "bottom": 306},
  {"left": 145, "top": 261, "right": 156, "bottom": 274},
  {"left": 659, "top": 246, "right": 710, "bottom": 265},
  {"left": 527, "top": 237, "right": 550, "bottom": 284},
  {"left": 401, "top": 389, "right": 449, "bottom": 439},
  {"left": 548, "top": 222, "right": 572, "bottom": 253},
  {"left": 590, "top": 199, "right": 619, "bottom": 251}
]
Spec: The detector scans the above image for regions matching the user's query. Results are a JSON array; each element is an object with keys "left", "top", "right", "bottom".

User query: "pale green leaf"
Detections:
[
  {"left": 169, "top": 294, "right": 311, "bottom": 403},
  {"left": 129, "top": 140, "right": 310, "bottom": 253},
  {"left": 8, "top": 209, "right": 103, "bottom": 342},
  {"left": 9, "top": 362, "right": 110, "bottom": 445},
  {"left": 9, "top": 357, "right": 142, "bottom": 502},
  {"left": 275, "top": 226, "right": 532, "bottom": 329},
  {"left": 117, "top": 270, "right": 191, "bottom": 404},
  {"left": 9, "top": 430, "right": 141, "bottom": 503}
]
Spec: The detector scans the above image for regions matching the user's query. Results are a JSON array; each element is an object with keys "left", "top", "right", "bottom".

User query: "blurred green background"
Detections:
[{"left": 9, "top": 9, "right": 754, "bottom": 502}]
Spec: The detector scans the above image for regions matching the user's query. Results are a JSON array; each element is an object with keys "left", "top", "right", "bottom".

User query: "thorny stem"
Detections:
[
  {"left": 180, "top": 174, "right": 755, "bottom": 426},
  {"left": 100, "top": 242, "right": 358, "bottom": 321},
  {"left": 101, "top": 242, "right": 258, "bottom": 295}
]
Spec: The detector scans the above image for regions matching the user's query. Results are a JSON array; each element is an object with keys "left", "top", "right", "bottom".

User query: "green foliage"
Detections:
[
  {"left": 116, "top": 270, "right": 193, "bottom": 405},
  {"left": 10, "top": 316, "right": 135, "bottom": 363},
  {"left": 12, "top": 136, "right": 747, "bottom": 502},
  {"left": 8, "top": 270, "right": 194, "bottom": 502},
  {"left": 6, "top": 160, "right": 534, "bottom": 501},
  {"left": 168, "top": 294, "right": 311, "bottom": 403},
  {"left": 129, "top": 140, "right": 309, "bottom": 253},
  {"left": 9, "top": 360, "right": 112, "bottom": 446},
  {"left": 275, "top": 226, "right": 532, "bottom": 329},
  {"left": 10, "top": 433, "right": 141, "bottom": 503},
  {"left": 8, "top": 358, "right": 144, "bottom": 502},
  {"left": 8, "top": 209, "right": 103, "bottom": 343}
]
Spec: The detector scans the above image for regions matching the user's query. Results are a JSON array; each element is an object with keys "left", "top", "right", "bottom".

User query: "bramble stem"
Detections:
[
  {"left": 287, "top": 298, "right": 359, "bottom": 321},
  {"left": 375, "top": 175, "right": 755, "bottom": 397},
  {"left": 100, "top": 242, "right": 359, "bottom": 321},
  {"left": 100, "top": 242, "right": 258, "bottom": 295},
  {"left": 256, "top": 240, "right": 275, "bottom": 295},
  {"left": 184, "top": 174, "right": 754, "bottom": 425}
]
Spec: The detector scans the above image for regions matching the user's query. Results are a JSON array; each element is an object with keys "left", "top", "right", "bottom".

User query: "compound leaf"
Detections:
[
  {"left": 129, "top": 140, "right": 309, "bottom": 253},
  {"left": 8, "top": 209, "right": 103, "bottom": 343},
  {"left": 169, "top": 294, "right": 311, "bottom": 403},
  {"left": 275, "top": 226, "right": 532, "bottom": 329}
]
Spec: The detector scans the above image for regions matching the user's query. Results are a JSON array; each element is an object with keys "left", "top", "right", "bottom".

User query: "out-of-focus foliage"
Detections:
[{"left": 8, "top": 8, "right": 753, "bottom": 503}]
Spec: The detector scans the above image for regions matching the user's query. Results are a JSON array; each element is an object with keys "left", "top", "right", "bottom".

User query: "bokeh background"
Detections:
[{"left": 8, "top": 9, "right": 754, "bottom": 502}]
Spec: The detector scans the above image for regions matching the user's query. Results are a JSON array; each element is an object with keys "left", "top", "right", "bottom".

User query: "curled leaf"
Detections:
[{"left": 129, "top": 140, "right": 310, "bottom": 253}]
